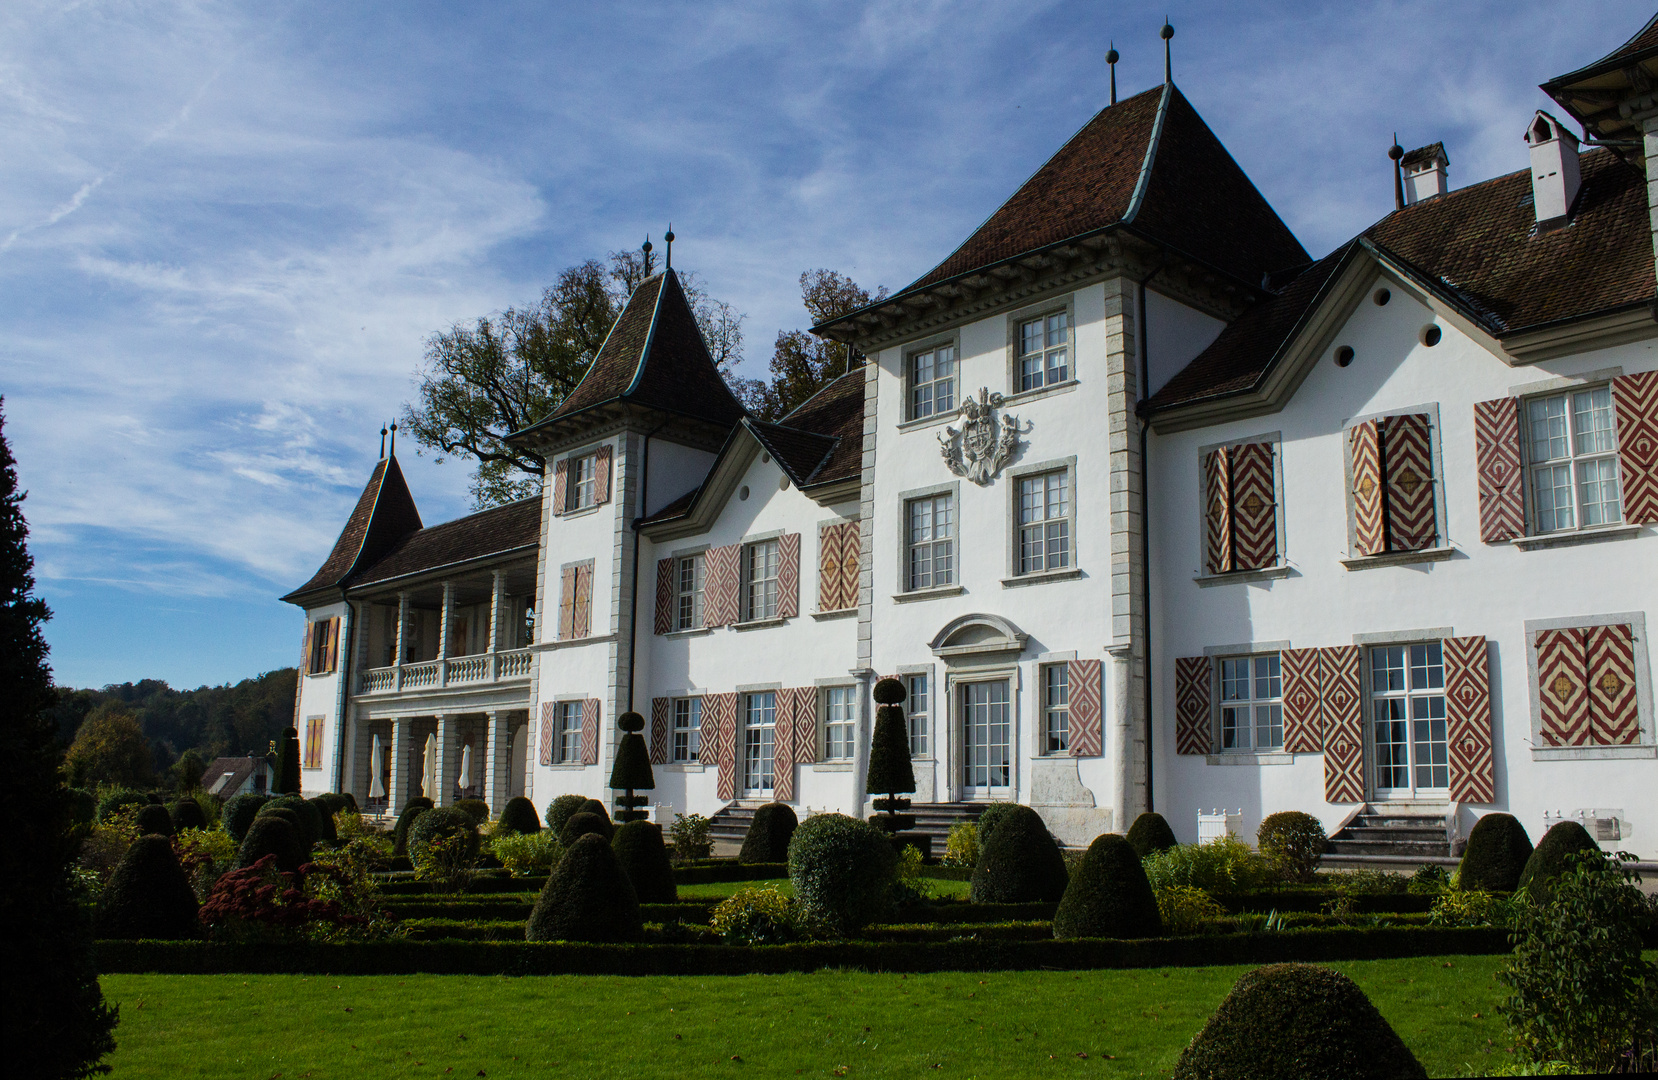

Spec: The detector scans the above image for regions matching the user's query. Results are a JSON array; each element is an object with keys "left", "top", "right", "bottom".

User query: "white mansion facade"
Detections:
[{"left": 285, "top": 22, "right": 1658, "bottom": 856}]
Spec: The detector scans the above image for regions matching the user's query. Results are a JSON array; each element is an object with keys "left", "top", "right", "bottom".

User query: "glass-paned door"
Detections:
[
  {"left": 960, "top": 680, "right": 1012, "bottom": 798},
  {"left": 743, "top": 691, "right": 776, "bottom": 796},
  {"left": 1368, "top": 643, "right": 1449, "bottom": 799}
]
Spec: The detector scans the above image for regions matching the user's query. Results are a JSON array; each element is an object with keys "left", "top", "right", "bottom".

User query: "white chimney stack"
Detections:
[
  {"left": 1525, "top": 111, "right": 1582, "bottom": 229},
  {"left": 1401, "top": 143, "right": 1449, "bottom": 205}
]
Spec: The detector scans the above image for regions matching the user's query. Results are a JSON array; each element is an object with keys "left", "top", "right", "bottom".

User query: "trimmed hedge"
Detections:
[
  {"left": 1456, "top": 813, "right": 1532, "bottom": 893},
  {"left": 453, "top": 799, "right": 491, "bottom": 824},
  {"left": 612, "top": 821, "right": 677, "bottom": 904},
  {"left": 96, "top": 835, "right": 199, "bottom": 940},
  {"left": 135, "top": 803, "right": 174, "bottom": 836},
  {"left": 392, "top": 800, "right": 433, "bottom": 857},
  {"left": 544, "top": 794, "right": 587, "bottom": 838},
  {"left": 1213, "top": 891, "right": 1436, "bottom": 916},
  {"left": 970, "top": 805, "right": 1067, "bottom": 904},
  {"left": 561, "top": 811, "right": 613, "bottom": 844},
  {"left": 168, "top": 798, "right": 207, "bottom": 832},
  {"left": 973, "top": 804, "right": 1019, "bottom": 850},
  {"left": 788, "top": 813, "right": 896, "bottom": 933},
  {"left": 1054, "top": 833, "right": 1161, "bottom": 939},
  {"left": 527, "top": 833, "right": 641, "bottom": 943},
  {"left": 738, "top": 803, "right": 797, "bottom": 864},
  {"left": 407, "top": 807, "right": 481, "bottom": 866},
  {"left": 265, "top": 795, "right": 324, "bottom": 848},
  {"left": 237, "top": 815, "right": 307, "bottom": 872},
  {"left": 306, "top": 797, "right": 339, "bottom": 843},
  {"left": 496, "top": 797, "right": 541, "bottom": 835},
  {"left": 221, "top": 793, "right": 271, "bottom": 843},
  {"left": 1516, "top": 820, "right": 1599, "bottom": 904},
  {"left": 1126, "top": 812, "right": 1178, "bottom": 857}
]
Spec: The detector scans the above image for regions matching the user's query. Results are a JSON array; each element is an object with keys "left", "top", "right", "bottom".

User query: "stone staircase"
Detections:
[
  {"left": 708, "top": 801, "right": 762, "bottom": 851},
  {"left": 1324, "top": 804, "right": 1454, "bottom": 866},
  {"left": 708, "top": 801, "right": 987, "bottom": 857}
]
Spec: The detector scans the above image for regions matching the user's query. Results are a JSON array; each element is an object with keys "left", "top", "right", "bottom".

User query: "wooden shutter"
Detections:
[
  {"left": 1349, "top": 420, "right": 1386, "bottom": 556},
  {"left": 817, "top": 525, "right": 844, "bottom": 610},
  {"left": 327, "top": 618, "right": 342, "bottom": 672},
  {"left": 1230, "top": 443, "right": 1278, "bottom": 570},
  {"left": 703, "top": 544, "right": 740, "bottom": 627},
  {"left": 1444, "top": 636, "right": 1495, "bottom": 803},
  {"left": 1320, "top": 645, "right": 1364, "bottom": 803},
  {"left": 552, "top": 458, "right": 571, "bottom": 516},
  {"left": 707, "top": 692, "right": 739, "bottom": 799},
  {"left": 1383, "top": 413, "right": 1436, "bottom": 551},
  {"left": 654, "top": 558, "right": 675, "bottom": 635},
  {"left": 1536, "top": 628, "right": 1590, "bottom": 746},
  {"left": 1067, "top": 659, "right": 1103, "bottom": 757},
  {"left": 301, "top": 620, "right": 316, "bottom": 676},
  {"left": 572, "top": 564, "right": 593, "bottom": 639},
  {"left": 1474, "top": 397, "right": 1524, "bottom": 542},
  {"left": 1203, "top": 448, "right": 1233, "bottom": 574},
  {"left": 1281, "top": 647, "right": 1325, "bottom": 754},
  {"left": 842, "top": 526, "right": 861, "bottom": 609},
  {"left": 538, "top": 702, "right": 555, "bottom": 766},
  {"left": 772, "top": 689, "right": 796, "bottom": 802},
  {"left": 557, "top": 566, "right": 576, "bottom": 640},
  {"left": 1613, "top": 370, "right": 1658, "bottom": 524},
  {"left": 793, "top": 686, "right": 819, "bottom": 764},
  {"left": 1586, "top": 624, "right": 1640, "bottom": 745},
  {"left": 593, "top": 445, "right": 613, "bottom": 505},
  {"left": 1173, "top": 656, "right": 1211, "bottom": 755},
  {"left": 650, "top": 698, "right": 670, "bottom": 764},
  {"left": 581, "top": 698, "right": 601, "bottom": 766},
  {"left": 777, "top": 533, "right": 801, "bottom": 619}
]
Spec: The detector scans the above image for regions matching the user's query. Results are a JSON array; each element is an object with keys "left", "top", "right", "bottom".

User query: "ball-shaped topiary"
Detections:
[
  {"left": 561, "top": 810, "right": 613, "bottom": 845},
  {"left": 544, "top": 794, "right": 587, "bottom": 837},
  {"left": 579, "top": 798, "right": 609, "bottom": 819},
  {"left": 237, "top": 814, "right": 308, "bottom": 873},
  {"left": 453, "top": 798, "right": 491, "bottom": 824},
  {"left": 95, "top": 835, "right": 199, "bottom": 940},
  {"left": 1456, "top": 813, "right": 1532, "bottom": 893},
  {"left": 1173, "top": 963, "right": 1427, "bottom": 1080},
  {"left": 255, "top": 806, "right": 302, "bottom": 834},
  {"left": 97, "top": 789, "right": 150, "bottom": 824},
  {"left": 788, "top": 812, "right": 896, "bottom": 933},
  {"left": 526, "top": 833, "right": 642, "bottom": 942},
  {"left": 407, "top": 806, "right": 481, "bottom": 866},
  {"left": 135, "top": 803, "right": 174, "bottom": 836},
  {"left": 392, "top": 799, "right": 434, "bottom": 857},
  {"left": 496, "top": 796, "right": 541, "bottom": 835},
  {"left": 264, "top": 795, "right": 323, "bottom": 848},
  {"left": 1257, "top": 811, "right": 1327, "bottom": 883},
  {"left": 1517, "top": 820, "right": 1600, "bottom": 905},
  {"left": 1054, "top": 833, "right": 1163, "bottom": 939},
  {"left": 220, "top": 793, "right": 271, "bottom": 842},
  {"left": 1126, "top": 812, "right": 1179, "bottom": 858},
  {"left": 612, "top": 820, "right": 677, "bottom": 903},
  {"left": 971, "top": 804, "right": 1068, "bottom": 904},
  {"left": 973, "top": 803, "right": 1020, "bottom": 852},
  {"left": 739, "top": 802, "right": 798, "bottom": 864},
  {"left": 168, "top": 798, "right": 207, "bottom": 832}
]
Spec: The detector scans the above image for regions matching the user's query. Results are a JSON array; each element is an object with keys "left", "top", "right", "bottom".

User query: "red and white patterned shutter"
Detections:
[
  {"left": 1536, "top": 628, "right": 1590, "bottom": 746},
  {"left": 1586, "top": 624, "right": 1640, "bottom": 745},
  {"left": 572, "top": 564, "right": 592, "bottom": 639},
  {"left": 1173, "top": 656, "right": 1211, "bottom": 755},
  {"left": 1067, "top": 659, "right": 1103, "bottom": 757},
  {"left": 772, "top": 688, "right": 796, "bottom": 802},
  {"left": 654, "top": 558, "right": 675, "bottom": 635},
  {"left": 1319, "top": 645, "right": 1364, "bottom": 803},
  {"left": 1230, "top": 442, "right": 1278, "bottom": 570},
  {"left": 840, "top": 525, "right": 861, "bottom": 610},
  {"left": 538, "top": 702, "right": 555, "bottom": 766},
  {"left": 1203, "top": 448, "right": 1233, "bottom": 574},
  {"left": 1281, "top": 647, "right": 1324, "bottom": 754},
  {"left": 593, "top": 444, "right": 613, "bottom": 505},
  {"left": 778, "top": 532, "right": 800, "bottom": 619},
  {"left": 1444, "top": 636, "right": 1495, "bottom": 803},
  {"left": 703, "top": 544, "right": 741, "bottom": 627},
  {"left": 793, "top": 686, "right": 818, "bottom": 764},
  {"left": 557, "top": 566, "right": 576, "bottom": 640},
  {"left": 581, "top": 698, "right": 600, "bottom": 766},
  {"left": 1612, "top": 370, "right": 1658, "bottom": 525},
  {"left": 551, "top": 458, "right": 571, "bottom": 516},
  {"left": 817, "top": 525, "right": 843, "bottom": 611},
  {"left": 708, "top": 692, "right": 739, "bottom": 799},
  {"left": 649, "top": 698, "right": 670, "bottom": 764},
  {"left": 1474, "top": 398, "right": 1525, "bottom": 542},
  {"left": 1349, "top": 420, "right": 1386, "bottom": 556},
  {"left": 1383, "top": 414, "right": 1437, "bottom": 551}
]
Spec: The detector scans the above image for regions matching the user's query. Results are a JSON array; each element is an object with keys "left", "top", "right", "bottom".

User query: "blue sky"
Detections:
[{"left": 4, "top": 0, "right": 1646, "bottom": 691}]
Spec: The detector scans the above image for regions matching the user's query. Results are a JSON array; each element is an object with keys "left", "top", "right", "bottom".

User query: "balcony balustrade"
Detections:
[{"left": 356, "top": 646, "right": 535, "bottom": 696}]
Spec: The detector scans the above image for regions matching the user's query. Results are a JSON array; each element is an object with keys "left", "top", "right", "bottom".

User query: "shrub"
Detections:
[
  {"left": 612, "top": 820, "right": 678, "bottom": 903},
  {"left": 263, "top": 794, "right": 323, "bottom": 848},
  {"left": 609, "top": 711, "right": 655, "bottom": 823},
  {"left": 67, "top": 786, "right": 98, "bottom": 825},
  {"left": 310, "top": 792, "right": 351, "bottom": 818},
  {"left": 453, "top": 798, "right": 491, "bottom": 824},
  {"left": 174, "top": 826, "right": 239, "bottom": 900},
  {"left": 1428, "top": 888, "right": 1511, "bottom": 928},
  {"left": 1156, "top": 885, "right": 1226, "bottom": 935},
  {"left": 1052, "top": 833, "right": 1160, "bottom": 939},
  {"left": 1499, "top": 850, "right": 1658, "bottom": 1073},
  {"left": 1257, "top": 811, "right": 1326, "bottom": 883},
  {"left": 1142, "top": 836, "right": 1276, "bottom": 893},
  {"left": 255, "top": 806, "right": 303, "bottom": 838},
  {"left": 221, "top": 792, "right": 271, "bottom": 842},
  {"left": 561, "top": 810, "right": 613, "bottom": 844},
  {"left": 867, "top": 679, "right": 915, "bottom": 834},
  {"left": 544, "top": 794, "right": 587, "bottom": 838},
  {"left": 95, "top": 835, "right": 200, "bottom": 939},
  {"left": 1331, "top": 868, "right": 1409, "bottom": 895},
  {"left": 97, "top": 789, "right": 150, "bottom": 824},
  {"left": 407, "top": 807, "right": 481, "bottom": 893},
  {"left": 135, "top": 802, "right": 174, "bottom": 836},
  {"left": 1456, "top": 813, "right": 1532, "bottom": 893},
  {"left": 739, "top": 802, "right": 798, "bottom": 864},
  {"left": 1126, "top": 812, "right": 1179, "bottom": 857},
  {"left": 306, "top": 797, "right": 339, "bottom": 843},
  {"left": 974, "top": 803, "right": 1020, "bottom": 850},
  {"left": 1516, "top": 821, "right": 1599, "bottom": 905},
  {"left": 168, "top": 798, "right": 207, "bottom": 832},
  {"left": 668, "top": 812, "right": 713, "bottom": 864},
  {"left": 942, "top": 822, "right": 979, "bottom": 868},
  {"left": 392, "top": 799, "right": 433, "bottom": 857},
  {"left": 710, "top": 886, "right": 805, "bottom": 945},
  {"left": 1408, "top": 864, "right": 1450, "bottom": 895},
  {"left": 788, "top": 812, "right": 896, "bottom": 933},
  {"left": 526, "top": 833, "right": 642, "bottom": 942},
  {"left": 490, "top": 830, "right": 562, "bottom": 876},
  {"left": 495, "top": 796, "right": 541, "bottom": 835},
  {"left": 970, "top": 805, "right": 1067, "bottom": 904},
  {"left": 237, "top": 814, "right": 307, "bottom": 873},
  {"left": 198, "top": 855, "right": 370, "bottom": 944}
]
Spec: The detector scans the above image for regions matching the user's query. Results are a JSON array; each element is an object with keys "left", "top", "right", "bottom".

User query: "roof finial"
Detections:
[
  {"left": 380, "top": 424, "right": 388, "bottom": 460},
  {"left": 388, "top": 420, "right": 397, "bottom": 458},
  {"left": 1161, "top": 20, "right": 1174, "bottom": 85},
  {"left": 664, "top": 224, "right": 674, "bottom": 271},
  {"left": 1389, "top": 136, "right": 1406, "bottom": 211},
  {"left": 1106, "top": 41, "right": 1119, "bottom": 104},
  {"left": 641, "top": 235, "right": 654, "bottom": 277}
]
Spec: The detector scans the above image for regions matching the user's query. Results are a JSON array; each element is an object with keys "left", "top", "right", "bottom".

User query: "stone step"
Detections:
[
  {"left": 1326, "top": 839, "right": 1451, "bottom": 857},
  {"left": 1340, "top": 826, "right": 1447, "bottom": 842}
]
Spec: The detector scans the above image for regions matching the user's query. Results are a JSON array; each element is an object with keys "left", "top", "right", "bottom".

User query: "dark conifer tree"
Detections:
[{"left": 273, "top": 726, "right": 301, "bottom": 794}]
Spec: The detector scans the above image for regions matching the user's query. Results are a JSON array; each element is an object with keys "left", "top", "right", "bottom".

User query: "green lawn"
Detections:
[
  {"left": 675, "top": 877, "right": 971, "bottom": 901},
  {"left": 100, "top": 956, "right": 1518, "bottom": 1079}
]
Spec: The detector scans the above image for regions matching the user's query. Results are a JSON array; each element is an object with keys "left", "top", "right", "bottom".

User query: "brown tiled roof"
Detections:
[
  {"left": 283, "top": 457, "right": 423, "bottom": 602},
  {"left": 351, "top": 496, "right": 541, "bottom": 586},
  {"left": 202, "top": 756, "right": 266, "bottom": 796},
  {"left": 747, "top": 421, "right": 837, "bottom": 487},
  {"left": 1400, "top": 142, "right": 1446, "bottom": 170},
  {"left": 637, "top": 485, "right": 700, "bottom": 526},
  {"left": 780, "top": 368, "right": 865, "bottom": 488}
]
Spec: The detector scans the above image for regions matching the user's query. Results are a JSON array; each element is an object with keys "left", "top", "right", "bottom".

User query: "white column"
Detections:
[
  {"left": 437, "top": 581, "right": 454, "bottom": 687},
  {"left": 388, "top": 717, "right": 411, "bottom": 813},
  {"left": 483, "top": 710, "right": 509, "bottom": 812},
  {"left": 1107, "top": 646, "right": 1134, "bottom": 835},
  {"left": 435, "top": 713, "right": 458, "bottom": 806},
  {"left": 489, "top": 571, "right": 505, "bottom": 652},
  {"left": 393, "top": 592, "right": 410, "bottom": 690}
]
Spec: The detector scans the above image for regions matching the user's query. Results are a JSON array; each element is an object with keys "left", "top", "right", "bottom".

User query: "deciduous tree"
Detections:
[
  {"left": 63, "top": 703, "right": 154, "bottom": 790},
  {"left": 745, "top": 270, "right": 886, "bottom": 421}
]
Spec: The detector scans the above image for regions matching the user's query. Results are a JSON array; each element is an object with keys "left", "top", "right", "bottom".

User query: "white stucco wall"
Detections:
[
  {"left": 294, "top": 598, "right": 348, "bottom": 797},
  {"left": 1145, "top": 287, "right": 1226, "bottom": 399}
]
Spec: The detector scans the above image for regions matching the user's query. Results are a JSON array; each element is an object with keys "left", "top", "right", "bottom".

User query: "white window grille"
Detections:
[
  {"left": 1041, "top": 663, "right": 1069, "bottom": 753},
  {"left": 906, "top": 494, "right": 955, "bottom": 590},
  {"left": 556, "top": 701, "right": 583, "bottom": 764},
  {"left": 1018, "top": 311, "right": 1069, "bottom": 391},
  {"left": 743, "top": 691, "right": 776, "bottom": 792},
  {"left": 824, "top": 686, "right": 856, "bottom": 760},
  {"left": 567, "top": 453, "right": 597, "bottom": 512},
  {"left": 1369, "top": 643, "right": 1448, "bottom": 794},
  {"left": 908, "top": 344, "right": 956, "bottom": 420},
  {"left": 1018, "top": 470, "right": 1071, "bottom": 574},
  {"left": 1219, "top": 654, "right": 1284, "bottom": 751},
  {"left": 1527, "top": 386, "right": 1621, "bottom": 533},
  {"left": 672, "top": 698, "right": 701, "bottom": 762},
  {"left": 675, "top": 554, "right": 705, "bottom": 630},
  {"left": 742, "top": 540, "right": 780, "bottom": 621},
  {"left": 906, "top": 674, "right": 929, "bottom": 757}
]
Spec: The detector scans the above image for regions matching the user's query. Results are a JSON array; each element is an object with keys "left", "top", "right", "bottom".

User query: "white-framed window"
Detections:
[
  {"left": 566, "top": 453, "right": 598, "bottom": 512},
  {"left": 742, "top": 539, "right": 780, "bottom": 621},
  {"left": 743, "top": 691, "right": 776, "bottom": 792},
  {"left": 1018, "top": 311, "right": 1069, "bottom": 391},
  {"left": 675, "top": 554, "right": 705, "bottom": 630},
  {"left": 1040, "top": 663, "right": 1069, "bottom": 754},
  {"left": 1219, "top": 654, "right": 1283, "bottom": 751},
  {"left": 906, "top": 493, "right": 955, "bottom": 590},
  {"left": 672, "top": 697, "right": 701, "bottom": 762},
  {"left": 555, "top": 701, "right": 583, "bottom": 764},
  {"left": 1018, "top": 470, "right": 1071, "bottom": 574},
  {"left": 906, "top": 674, "right": 929, "bottom": 757},
  {"left": 1526, "top": 386, "right": 1622, "bottom": 533},
  {"left": 824, "top": 686, "right": 856, "bottom": 760},
  {"left": 1369, "top": 643, "right": 1448, "bottom": 794},
  {"left": 908, "top": 344, "right": 956, "bottom": 421}
]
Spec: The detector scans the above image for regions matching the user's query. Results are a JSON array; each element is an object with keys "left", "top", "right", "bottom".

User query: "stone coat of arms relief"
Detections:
[{"left": 938, "top": 387, "right": 1025, "bottom": 485}]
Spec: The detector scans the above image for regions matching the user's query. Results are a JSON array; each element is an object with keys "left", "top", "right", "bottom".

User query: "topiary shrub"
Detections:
[
  {"left": 1257, "top": 811, "right": 1327, "bottom": 883},
  {"left": 974, "top": 803, "right": 1020, "bottom": 851},
  {"left": 739, "top": 802, "right": 798, "bottom": 864},
  {"left": 970, "top": 804, "right": 1068, "bottom": 904},
  {"left": 95, "top": 835, "right": 199, "bottom": 940},
  {"left": 1155, "top": 885, "right": 1227, "bottom": 935},
  {"left": 544, "top": 794, "right": 587, "bottom": 838},
  {"left": 579, "top": 798, "right": 609, "bottom": 819},
  {"left": 221, "top": 792, "right": 271, "bottom": 843},
  {"left": 788, "top": 812, "right": 896, "bottom": 933},
  {"left": 526, "top": 833, "right": 642, "bottom": 942},
  {"left": 561, "top": 810, "right": 613, "bottom": 844},
  {"left": 1053, "top": 833, "right": 1162, "bottom": 939},
  {"left": 306, "top": 797, "right": 339, "bottom": 844},
  {"left": 255, "top": 806, "right": 302, "bottom": 835},
  {"left": 135, "top": 803, "right": 174, "bottom": 836},
  {"left": 339, "top": 791, "right": 359, "bottom": 813},
  {"left": 168, "top": 798, "right": 207, "bottom": 832},
  {"left": 1456, "top": 812, "right": 1532, "bottom": 893},
  {"left": 710, "top": 885, "right": 804, "bottom": 945},
  {"left": 866, "top": 678, "right": 915, "bottom": 835},
  {"left": 609, "top": 711, "right": 655, "bottom": 823},
  {"left": 392, "top": 799, "right": 433, "bottom": 857},
  {"left": 496, "top": 796, "right": 541, "bottom": 835},
  {"left": 97, "top": 789, "right": 150, "bottom": 824},
  {"left": 1517, "top": 820, "right": 1600, "bottom": 905},
  {"left": 453, "top": 798, "right": 491, "bottom": 824},
  {"left": 1174, "top": 963, "right": 1427, "bottom": 1080},
  {"left": 612, "top": 820, "right": 677, "bottom": 903},
  {"left": 310, "top": 792, "right": 350, "bottom": 818},
  {"left": 1126, "top": 812, "right": 1178, "bottom": 858},
  {"left": 407, "top": 807, "right": 481, "bottom": 892},
  {"left": 264, "top": 794, "right": 323, "bottom": 848},
  {"left": 237, "top": 814, "right": 307, "bottom": 873},
  {"left": 407, "top": 807, "right": 481, "bottom": 863}
]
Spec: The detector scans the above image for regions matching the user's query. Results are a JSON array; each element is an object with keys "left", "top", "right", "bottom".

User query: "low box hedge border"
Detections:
[{"left": 1211, "top": 891, "right": 1438, "bottom": 915}]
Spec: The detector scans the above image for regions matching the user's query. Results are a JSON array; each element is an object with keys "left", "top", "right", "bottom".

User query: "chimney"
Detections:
[
  {"left": 1400, "top": 143, "right": 1449, "bottom": 205},
  {"left": 1525, "top": 111, "right": 1582, "bottom": 230}
]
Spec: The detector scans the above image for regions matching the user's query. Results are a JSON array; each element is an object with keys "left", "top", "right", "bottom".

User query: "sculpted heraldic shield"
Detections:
[{"left": 939, "top": 387, "right": 1024, "bottom": 485}]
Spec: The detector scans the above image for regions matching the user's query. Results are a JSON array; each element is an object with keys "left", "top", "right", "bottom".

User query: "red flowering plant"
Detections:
[{"left": 199, "top": 855, "right": 393, "bottom": 943}]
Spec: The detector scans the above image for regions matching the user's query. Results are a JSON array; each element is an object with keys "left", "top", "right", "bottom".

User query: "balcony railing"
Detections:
[{"left": 356, "top": 647, "right": 535, "bottom": 696}]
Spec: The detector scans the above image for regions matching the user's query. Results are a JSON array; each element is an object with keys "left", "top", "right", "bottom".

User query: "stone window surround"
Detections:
[
  {"left": 897, "top": 663, "right": 935, "bottom": 761},
  {"left": 897, "top": 479, "right": 961, "bottom": 597},
  {"left": 1191, "top": 430, "right": 1286, "bottom": 585},
  {"left": 942, "top": 661, "right": 1021, "bottom": 799},
  {"left": 900, "top": 329, "right": 961, "bottom": 426},
  {"left": 1198, "top": 640, "right": 1294, "bottom": 766},
  {"left": 1523, "top": 611, "right": 1655, "bottom": 761},
  {"left": 1031, "top": 649, "right": 1075, "bottom": 758},
  {"left": 1005, "top": 455, "right": 1079, "bottom": 583},
  {"left": 1507, "top": 366, "right": 1630, "bottom": 542},
  {"left": 1003, "top": 292, "right": 1078, "bottom": 396}
]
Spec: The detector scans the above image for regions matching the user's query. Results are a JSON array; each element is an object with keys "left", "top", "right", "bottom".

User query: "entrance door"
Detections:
[
  {"left": 1368, "top": 643, "right": 1450, "bottom": 800},
  {"left": 743, "top": 691, "right": 776, "bottom": 796},
  {"left": 960, "top": 680, "right": 1012, "bottom": 799}
]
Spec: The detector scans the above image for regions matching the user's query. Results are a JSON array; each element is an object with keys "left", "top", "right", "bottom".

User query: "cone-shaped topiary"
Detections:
[
  {"left": 970, "top": 804, "right": 1068, "bottom": 903},
  {"left": 544, "top": 794, "right": 586, "bottom": 838},
  {"left": 739, "top": 802, "right": 798, "bottom": 863},
  {"left": 1054, "top": 833, "right": 1162, "bottom": 939},
  {"left": 496, "top": 796, "right": 541, "bottom": 835},
  {"left": 221, "top": 792, "right": 271, "bottom": 842},
  {"left": 392, "top": 798, "right": 434, "bottom": 857},
  {"left": 255, "top": 806, "right": 303, "bottom": 836},
  {"left": 526, "top": 832, "right": 642, "bottom": 942},
  {"left": 1456, "top": 812, "right": 1532, "bottom": 893},
  {"left": 168, "top": 798, "right": 207, "bottom": 832},
  {"left": 407, "top": 806, "right": 481, "bottom": 865},
  {"left": 265, "top": 794, "right": 323, "bottom": 848},
  {"left": 788, "top": 812, "right": 896, "bottom": 933},
  {"left": 579, "top": 798, "right": 609, "bottom": 819},
  {"left": 272, "top": 727, "right": 302, "bottom": 795},
  {"left": 866, "top": 679, "right": 916, "bottom": 835},
  {"left": 135, "top": 803, "right": 173, "bottom": 836},
  {"left": 612, "top": 820, "right": 677, "bottom": 903},
  {"left": 238, "top": 814, "right": 307, "bottom": 873},
  {"left": 453, "top": 798, "right": 491, "bottom": 824},
  {"left": 95, "top": 835, "right": 199, "bottom": 939},
  {"left": 974, "top": 803, "right": 1020, "bottom": 851},
  {"left": 1517, "top": 820, "right": 1600, "bottom": 904},
  {"left": 306, "top": 797, "right": 338, "bottom": 843},
  {"left": 1174, "top": 963, "right": 1427, "bottom": 1080},
  {"left": 1126, "top": 812, "right": 1178, "bottom": 858},
  {"left": 310, "top": 792, "right": 350, "bottom": 818},
  {"left": 562, "top": 810, "right": 613, "bottom": 844},
  {"left": 610, "top": 710, "right": 656, "bottom": 823}
]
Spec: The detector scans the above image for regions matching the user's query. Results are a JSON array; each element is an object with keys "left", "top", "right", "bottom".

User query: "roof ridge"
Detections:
[
  {"left": 552, "top": 272, "right": 664, "bottom": 418},
  {"left": 1123, "top": 81, "right": 1174, "bottom": 225},
  {"left": 624, "top": 270, "right": 672, "bottom": 397},
  {"left": 780, "top": 366, "right": 861, "bottom": 421}
]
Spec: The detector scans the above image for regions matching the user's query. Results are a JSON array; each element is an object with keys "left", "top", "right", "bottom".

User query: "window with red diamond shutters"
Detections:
[
  {"left": 557, "top": 566, "right": 576, "bottom": 640},
  {"left": 1349, "top": 413, "right": 1437, "bottom": 554},
  {"left": 772, "top": 688, "right": 797, "bottom": 802},
  {"left": 1536, "top": 624, "right": 1640, "bottom": 747},
  {"left": 571, "top": 563, "right": 593, "bottom": 639},
  {"left": 777, "top": 532, "right": 800, "bottom": 619},
  {"left": 1203, "top": 443, "right": 1277, "bottom": 573},
  {"left": 580, "top": 698, "right": 601, "bottom": 766},
  {"left": 650, "top": 698, "right": 670, "bottom": 765},
  {"left": 1613, "top": 370, "right": 1658, "bottom": 524},
  {"left": 538, "top": 702, "right": 555, "bottom": 766},
  {"left": 653, "top": 558, "right": 675, "bottom": 635},
  {"left": 551, "top": 458, "right": 571, "bottom": 516},
  {"left": 1279, "top": 646, "right": 1363, "bottom": 802},
  {"left": 818, "top": 522, "right": 859, "bottom": 611},
  {"left": 702, "top": 545, "right": 740, "bottom": 628},
  {"left": 1281, "top": 647, "right": 1325, "bottom": 754},
  {"left": 1474, "top": 398, "right": 1524, "bottom": 542},
  {"left": 1067, "top": 659, "right": 1103, "bottom": 756},
  {"left": 1443, "top": 636, "right": 1495, "bottom": 803},
  {"left": 593, "top": 445, "right": 613, "bottom": 505},
  {"left": 706, "top": 692, "right": 739, "bottom": 799},
  {"left": 1174, "top": 657, "right": 1210, "bottom": 755}
]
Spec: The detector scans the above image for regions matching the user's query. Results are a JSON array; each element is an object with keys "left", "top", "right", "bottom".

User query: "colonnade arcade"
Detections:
[{"left": 350, "top": 709, "right": 530, "bottom": 816}]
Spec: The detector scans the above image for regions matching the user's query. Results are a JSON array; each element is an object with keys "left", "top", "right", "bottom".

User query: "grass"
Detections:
[
  {"left": 676, "top": 877, "right": 971, "bottom": 901},
  {"left": 101, "top": 955, "right": 1517, "bottom": 1079}
]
